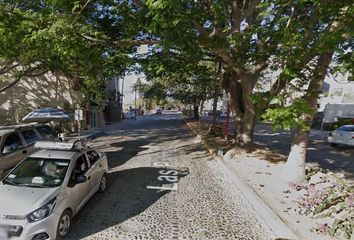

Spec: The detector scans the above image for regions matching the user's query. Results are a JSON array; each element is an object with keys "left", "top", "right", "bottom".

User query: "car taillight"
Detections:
[{"left": 352, "top": 136, "right": 354, "bottom": 139}]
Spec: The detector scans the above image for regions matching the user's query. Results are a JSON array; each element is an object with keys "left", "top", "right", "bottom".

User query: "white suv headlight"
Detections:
[{"left": 26, "top": 197, "right": 57, "bottom": 222}]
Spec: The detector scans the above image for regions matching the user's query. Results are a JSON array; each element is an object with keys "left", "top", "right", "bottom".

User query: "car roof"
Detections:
[
  {"left": 0, "top": 124, "right": 49, "bottom": 136},
  {"left": 0, "top": 129, "right": 14, "bottom": 136},
  {"left": 337, "top": 125, "right": 354, "bottom": 128},
  {"left": 30, "top": 149, "right": 78, "bottom": 160}
]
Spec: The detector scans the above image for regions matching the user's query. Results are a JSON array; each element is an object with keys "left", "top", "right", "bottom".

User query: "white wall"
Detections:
[{"left": 0, "top": 73, "right": 83, "bottom": 124}]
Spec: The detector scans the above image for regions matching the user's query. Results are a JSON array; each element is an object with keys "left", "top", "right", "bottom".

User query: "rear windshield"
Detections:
[
  {"left": 337, "top": 126, "right": 354, "bottom": 132},
  {"left": 36, "top": 125, "right": 54, "bottom": 138}
]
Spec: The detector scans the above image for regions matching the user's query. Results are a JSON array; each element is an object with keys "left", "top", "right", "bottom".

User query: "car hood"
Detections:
[{"left": 0, "top": 184, "right": 58, "bottom": 216}]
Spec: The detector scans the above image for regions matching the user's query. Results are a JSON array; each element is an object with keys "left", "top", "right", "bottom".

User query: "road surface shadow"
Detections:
[
  {"left": 67, "top": 167, "right": 188, "bottom": 239},
  {"left": 254, "top": 129, "right": 354, "bottom": 180},
  {"left": 99, "top": 127, "right": 192, "bottom": 169},
  {"left": 104, "top": 139, "right": 150, "bottom": 168}
]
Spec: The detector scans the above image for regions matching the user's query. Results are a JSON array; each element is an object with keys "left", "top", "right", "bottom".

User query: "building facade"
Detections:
[{"left": 0, "top": 72, "right": 105, "bottom": 129}]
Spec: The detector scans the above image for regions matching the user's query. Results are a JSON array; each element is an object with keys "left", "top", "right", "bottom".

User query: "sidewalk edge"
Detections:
[{"left": 217, "top": 159, "right": 299, "bottom": 240}]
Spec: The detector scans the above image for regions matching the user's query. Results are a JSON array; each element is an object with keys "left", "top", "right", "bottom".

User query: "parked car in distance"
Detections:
[
  {"left": 0, "top": 124, "right": 54, "bottom": 179},
  {"left": 0, "top": 140, "right": 108, "bottom": 240},
  {"left": 124, "top": 112, "right": 136, "bottom": 119},
  {"left": 219, "top": 111, "right": 234, "bottom": 118},
  {"left": 327, "top": 125, "right": 354, "bottom": 147},
  {"left": 156, "top": 109, "right": 162, "bottom": 114},
  {"left": 202, "top": 110, "right": 209, "bottom": 116}
]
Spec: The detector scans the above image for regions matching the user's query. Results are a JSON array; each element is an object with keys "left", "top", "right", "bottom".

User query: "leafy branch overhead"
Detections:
[{"left": 0, "top": 0, "right": 158, "bottom": 97}]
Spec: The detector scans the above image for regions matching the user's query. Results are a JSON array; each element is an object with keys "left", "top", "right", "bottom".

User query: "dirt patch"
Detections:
[{"left": 185, "top": 119, "right": 233, "bottom": 155}]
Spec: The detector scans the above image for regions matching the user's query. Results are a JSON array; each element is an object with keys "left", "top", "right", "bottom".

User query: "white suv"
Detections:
[
  {"left": 327, "top": 125, "right": 354, "bottom": 147},
  {"left": 0, "top": 124, "right": 54, "bottom": 179}
]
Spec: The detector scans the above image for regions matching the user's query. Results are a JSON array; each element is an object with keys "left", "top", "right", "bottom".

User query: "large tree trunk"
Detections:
[
  {"left": 199, "top": 99, "right": 204, "bottom": 116},
  {"left": 211, "top": 62, "right": 222, "bottom": 127},
  {"left": 239, "top": 72, "right": 257, "bottom": 150},
  {"left": 282, "top": 52, "right": 333, "bottom": 182},
  {"left": 228, "top": 71, "right": 245, "bottom": 144},
  {"left": 193, "top": 104, "right": 200, "bottom": 120},
  {"left": 227, "top": 70, "right": 257, "bottom": 151},
  {"left": 211, "top": 87, "right": 219, "bottom": 126}
]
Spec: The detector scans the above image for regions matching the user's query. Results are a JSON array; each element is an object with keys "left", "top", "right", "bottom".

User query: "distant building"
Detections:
[
  {"left": 319, "top": 72, "right": 354, "bottom": 126},
  {"left": 319, "top": 72, "right": 354, "bottom": 109}
]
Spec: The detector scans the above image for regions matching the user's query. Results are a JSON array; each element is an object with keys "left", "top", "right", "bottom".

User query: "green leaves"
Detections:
[{"left": 261, "top": 99, "right": 315, "bottom": 131}]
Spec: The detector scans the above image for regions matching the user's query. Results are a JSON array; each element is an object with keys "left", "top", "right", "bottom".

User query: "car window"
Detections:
[
  {"left": 74, "top": 154, "right": 89, "bottom": 175},
  {"left": 36, "top": 125, "right": 53, "bottom": 138},
  {"left": 2, "top": 133, "right": 24, "bottom": 154},
  {"left": 337, "top": 126, "right": 354, "bottom": 132},
  {"left": 22, "top": 130, "right": 39, "bottom": 144},
  {"left": 87, "top": 150, "right": 100, "bottom": 165},
  {"left": 67, "top": 154, "right": 89, "bottom": 186}
]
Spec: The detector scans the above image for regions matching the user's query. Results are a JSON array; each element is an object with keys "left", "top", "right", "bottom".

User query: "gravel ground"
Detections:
[{"left": 66, "top": 114, "right": 276, "bottom": 240}]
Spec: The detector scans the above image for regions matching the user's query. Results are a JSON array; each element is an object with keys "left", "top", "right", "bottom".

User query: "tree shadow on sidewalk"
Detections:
[{"left": 67, "top": 167, "right": 188, "bottom": 239}]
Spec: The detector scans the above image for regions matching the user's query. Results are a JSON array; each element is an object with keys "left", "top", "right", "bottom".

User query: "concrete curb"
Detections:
[{"left": 184, "top": 119, "right": 299, "bottom": 240}]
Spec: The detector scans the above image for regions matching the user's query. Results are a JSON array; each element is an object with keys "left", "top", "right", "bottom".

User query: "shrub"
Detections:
[{"left": 290, "top": 168, "right": 354, "bottom": 239}]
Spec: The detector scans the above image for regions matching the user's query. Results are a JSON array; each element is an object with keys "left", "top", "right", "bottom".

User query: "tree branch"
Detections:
[
  {"left": 0, "top": 66, "right": 47, "bottom": 93},
  {"left": 77, "top": 31, "right": 159, "bottom": 46},
  {"left": 192, "top": 20, "right": 211, "bottom": 37},
  {"left": 226, "top": 0, "right": 242, "bottom": 35},
  {"left": 242, "top": 0, "right": 261, "bottom": 19},
  {"left": 0, "top": 62, "right": 20, "bottom": 74},
  {"left": 132, "top": 0, "right": 145, "bottom": 8},
  {"left": 112, "top": 39, "right": 160, "bottom": 46},
  {"left": 25, "top": 69, "right": 48, "bottom": 77},
  {"left": 0, "top": 75, "right": 23, "bottom": 93}
]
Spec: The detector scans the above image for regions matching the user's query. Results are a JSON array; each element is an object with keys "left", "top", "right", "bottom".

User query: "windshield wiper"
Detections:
[
  {"left": 19, "top": 183, "right": 48, "bottom": 188},
  {"left": 2, "top": 178, "right": 17, "bottom": 186}
]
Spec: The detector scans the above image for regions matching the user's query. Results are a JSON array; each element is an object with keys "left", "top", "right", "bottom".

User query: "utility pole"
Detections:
[
  {"left": 135, "top": 90, "right": 137, "bottom": 121},
  {"left": 121, "top": 77, "right": 125, "bottom": 107}
]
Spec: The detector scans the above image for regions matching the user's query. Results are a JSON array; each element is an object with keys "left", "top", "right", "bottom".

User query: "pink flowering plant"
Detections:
[{"left": 290, "top": 167, "right": 354, "bottom": 239}]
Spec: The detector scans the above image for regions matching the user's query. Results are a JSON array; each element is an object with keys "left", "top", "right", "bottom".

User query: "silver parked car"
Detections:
[
  {"left": 0, "top": 124, "right": 54, "bottom": 179},
  {"left": 0, "top": 140, "right": 108, "bottom": 240},
  {"left": 327, "top": 125, "right": 354, "bottom": 147}
]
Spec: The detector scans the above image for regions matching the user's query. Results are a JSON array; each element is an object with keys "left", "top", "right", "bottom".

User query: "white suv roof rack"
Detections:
[
  {"left": 0, "top": 123, "right": 43, "bottom": 131},
  {"left": 34, "top": 139, "right": 87, "bottom": 151}
]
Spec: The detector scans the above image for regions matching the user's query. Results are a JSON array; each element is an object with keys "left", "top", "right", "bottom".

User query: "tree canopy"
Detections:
[{"left": 0, "top": 0, "right": 353, "bottom": 181}]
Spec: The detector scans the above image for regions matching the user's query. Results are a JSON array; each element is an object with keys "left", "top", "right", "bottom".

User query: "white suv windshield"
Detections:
[{"left": 3, "top": 157, "right": 70, "bottom": 188}]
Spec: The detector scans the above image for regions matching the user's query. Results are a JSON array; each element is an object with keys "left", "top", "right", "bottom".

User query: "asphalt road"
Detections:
[
  {"left": 202, "top": 116, "right": 354, "bottom": 180},
  {"left": 66, "top": 112, "right": 276, "bottom": 240}
]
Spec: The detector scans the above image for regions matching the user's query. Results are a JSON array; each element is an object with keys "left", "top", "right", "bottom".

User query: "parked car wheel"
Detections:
[
  {"left": 56, "top": 210, "right": 72, "bottom": 240},
  {"left": 99, "top": 174, "right": 107, "bottom": 193},
  {"left": 330, "top": 143, "right": 338, "bottom": 147}
]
